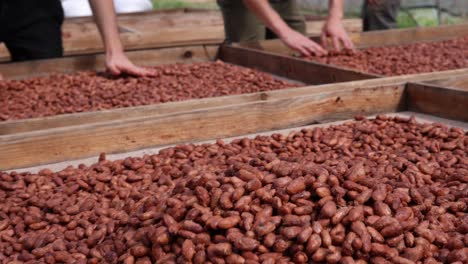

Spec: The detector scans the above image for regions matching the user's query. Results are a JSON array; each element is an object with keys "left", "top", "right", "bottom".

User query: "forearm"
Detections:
[
  {"left": 327, "top": 0, "right": 344, "bottom": 20},
  {"left": 88, "top": 0, "right": 123, "bottom": 55},
  {"left": 242, "top": 0, "right": 292, "bottom": 38}
]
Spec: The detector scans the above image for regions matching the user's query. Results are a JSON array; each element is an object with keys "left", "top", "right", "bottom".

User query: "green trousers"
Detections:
[
  {"left": 217, "top": 0, "right": 306, "bottom": 42},
  {"left": 362, "top": 0, "right": 401, "bottom": 31}
]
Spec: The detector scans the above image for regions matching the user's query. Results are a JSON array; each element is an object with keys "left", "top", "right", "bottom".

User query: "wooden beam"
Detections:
[
  {"left": 406, "top": 82, "right": 468, "bottom": 122},
  {"left": 0, "top": 45, "right": 218, "bottom": 79},
  {"left": 0, "top": 85, "right": 405, "bottom": 170},
  {"left": 425, "top": 74, "right": 468, "bottom": 90},
  {"left": 0, "top": 9, "right": 224, "bottom": 62},
  {"left": 3, "top": 67, "right": 468, "bottom": 135},
  {"left": 220, "top": 45, "right": 376, "bottom": 85},
  {"left": 340, "top": 23, "right": 468, "bottom": 49},
  {"left": 0, "top": 92, "right": 267, "bottom": 135},
  {"left": 237, "top": 24, "right": 468, "bottom": 56}
]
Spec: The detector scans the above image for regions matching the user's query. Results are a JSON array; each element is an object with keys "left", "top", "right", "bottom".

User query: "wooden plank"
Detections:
[
  {"left": 61, "top": 27, "right": 224, "bottom": 57},
  {"left": 12, "top": 111, "right": 466, "bottom": 174},
  {"left": 0, "top": 9, "right": 224, "bottom": 62},
  {"left": 0, "top": 45, "right": 218, "bottom": 79},
  {"left": 2, "top": 42, "right": 466, "bottom": 136},
  {"left": 0, "top": 85, "right": 405, "bottom": 170},
  {"left": 406, "top": 82, "right": 468, "bottom": 122},
  {"left": 237, "top": 24, "right": 468, "bottom": 56},
  {"left": 0, "top": 43, "right": 325, "bottom": 135},
  {"left": 305, "top": 18, "right": 362, "bottom": 36},
  {"left": 3, "top": 42, "right": 374, "bottom": 135},
  {"left": 219, "top": 45, "right": 376, "bottom": 85},
  {"left": 231, "top": 24, "right": 468, "bottom": 89},
  {"left": 3, "top": 66, "right": 468, "bottom": 135},
  {"left": 0, "top": 92, "right": 266, "bottom": 135},
  {"left": 425, "top": 74, "right": 468, "bottom": 90},
  {"left": 0, "top": 76, "right": 387, "bottom": 135},
  {"left": 342, "top": 23, "right": 468, "bottom": 49}
]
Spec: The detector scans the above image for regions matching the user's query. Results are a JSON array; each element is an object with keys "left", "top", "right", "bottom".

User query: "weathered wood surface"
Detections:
[
  {"left": 406, "top": 82, "right": 468, "bottom": 122},
  {"left": 2, "top": 60, "right": 468, "bottom": 135},
  {"left": 0, "top": 84, "right": 405, "bottom": 170},
  {"left": 0, "top": 9, "right": 223, "bottom": 61},
  {"left": 425, "top": 74, "right": 468, "bottom": 90},
  {"left": 237, "top": 24, "right": 468, "bottom": 56},
  {"left": 219, "top": 45, "right": 376, "bottom": 85},
  {"left": 12, "top": 111, "right": 467, "bottom": 174},
  {"left": 234, "top": 24, "right": 468, "bottom": 90},
  {"left": 0, "top": 45, "right": 218, "bottom": 80}
]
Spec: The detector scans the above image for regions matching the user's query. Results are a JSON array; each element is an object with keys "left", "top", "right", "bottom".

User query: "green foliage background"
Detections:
[
  {"left": 151, "top": 0, "right": 218, "bottom": 10},
  {"left": 151, "top": 0, "right": 465, "bottom": 28}
]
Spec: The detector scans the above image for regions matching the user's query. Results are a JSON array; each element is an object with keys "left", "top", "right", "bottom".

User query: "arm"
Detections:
[
  {"left": 243, "top": 0, "right": 327, "bottom": 56},
  {"left": 321, "top": 0, "right": 355, "bottom": 51},
  {"left": 88, "top": 0, "right": 154, "bottom": 76}
]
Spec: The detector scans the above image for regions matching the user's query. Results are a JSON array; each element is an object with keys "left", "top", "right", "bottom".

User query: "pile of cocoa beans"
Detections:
[
  {"left": 0, "top": 115, "right": 467, "bottom": 264},
  {"left": 306, "top": 36, "right": 468, "bottom": 76},
  {"left": 0, "top": 61, "right": 296, "bottom": 121}
]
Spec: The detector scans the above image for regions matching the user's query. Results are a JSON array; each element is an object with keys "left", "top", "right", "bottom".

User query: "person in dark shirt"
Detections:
[
  {"left": 0, "top": 0, "right": 153, "bottom": 79},
  {"left": 362, "top": 0, "right": 401, "bottom": 31}
]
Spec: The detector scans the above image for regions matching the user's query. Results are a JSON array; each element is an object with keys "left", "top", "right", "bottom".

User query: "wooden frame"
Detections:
[
  {"left": 237, "top": 23, "right": 468, "bottom": 55},
  {"left": 1, "top": 78, "right": 466, "bottom": 171},
  {"left": 235, "top": 24, "right": 468, "bottom": 79},
  {"left": 423, "top": 73, "right": 468, "bottom": 90},
  {"left": 0, "top": 44, "right": 313, "bottom": 135},
  {"left": 0, "top": 45, "right": 218, "bottom": 80},
  {"left": 2, "top": 43, "right": 468, "bottom": 138}
]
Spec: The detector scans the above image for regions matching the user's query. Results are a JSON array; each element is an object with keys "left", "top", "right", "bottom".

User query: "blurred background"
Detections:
[{"left": 152, "top": 0, "right": 468, "bottom": 28}]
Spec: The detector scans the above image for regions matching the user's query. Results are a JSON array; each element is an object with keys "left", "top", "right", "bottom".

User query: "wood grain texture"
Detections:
[
  {"left": 0, "top": 45, "right": 218, "bottom": 79},
  {"left": 220, "top": 45, "right": 376, "bottom": 85},
  {"left": 3, "top": 67, "right": 468, "bottom": 135},
  {"left": 342, "top": 23, "right": 468, "bottom": 49},
  {"left": 238, "top": 24, "right": 468, "bottom": 55},
  {"left": 0, "top": 85, "right": 405, "bottom": 170},
  {"left": 426, "top": 74, "right": 468, "bottom": 90},
  {"left": 12, "top": 111, "right": 466, "bottom": 174},
  {"left": 0, "top": 9, "right": 224, "bottom": 61},
  {"left": 0, "top": 44, "right": 314, "bottom": 134},
  {"left": 406, "top": 82, "right": 468, "bottom": 122}
]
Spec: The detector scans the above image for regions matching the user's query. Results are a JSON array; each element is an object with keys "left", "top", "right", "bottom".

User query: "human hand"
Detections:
[
  {"left": 321, "top": 17, "right": 355, "bottom": 52},
  {"left": 279, "top": 28, "right": 327, "bottom": 57},
  {"left": 105, "top": 51, "right": 156, "bottom": 77}
]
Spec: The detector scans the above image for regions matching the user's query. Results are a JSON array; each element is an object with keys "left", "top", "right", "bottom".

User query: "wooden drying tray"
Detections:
[
  {"left": 1, "top": 77, "right": 466, "bottom": 171},
  {"left": 423, "top": 72, "right": 468, "bottom": 91},
  {"left": 234, "top": 24, "right": 468, "bottom": 80},
  {"left": 0, "top": 40, "right": 376, "bottom": 137},
  {"left": 0, "top": 8, "right": 361, "bottom": 61},
  {"left": 3, "top": 43, "right": 468, "bottom": 137},
  {"left": 13, "top": 111, "right": 467, "bottom": 174}
]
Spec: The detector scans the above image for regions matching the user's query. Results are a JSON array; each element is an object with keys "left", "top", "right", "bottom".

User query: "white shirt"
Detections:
[{"left": 61, "top": 0, "right": 153, "bottom": 18}]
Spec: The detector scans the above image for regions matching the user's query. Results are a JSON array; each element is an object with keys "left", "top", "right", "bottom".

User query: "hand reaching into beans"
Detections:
[
  {"left": 279, "top": 28, "right": 328, "bottom": 57},
  {"left": 321, "top": 17, "right": 355, "bottom": 52},
  {"left": 105, "top": 51, "right": 156, "bottom": 77}
]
